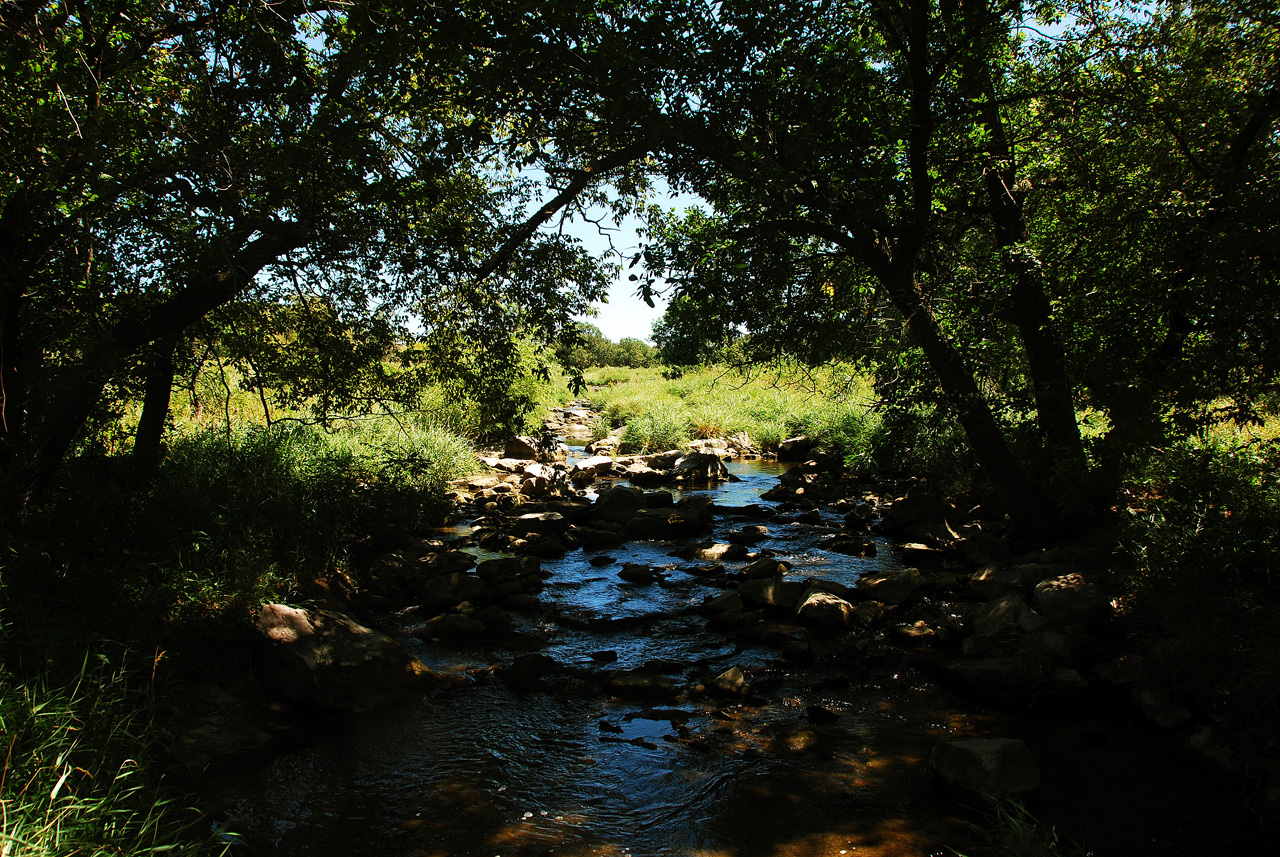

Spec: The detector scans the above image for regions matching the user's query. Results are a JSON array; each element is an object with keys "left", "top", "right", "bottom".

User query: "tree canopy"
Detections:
[
  {"left": 628, "top": 0, "right": 1280, "bottom": 528},
  {"left": 3, "top": 0, "right": 1276, "bottom": 530},
  {"left": 0, "top": 1, "right": 624, "bottom": 507}
]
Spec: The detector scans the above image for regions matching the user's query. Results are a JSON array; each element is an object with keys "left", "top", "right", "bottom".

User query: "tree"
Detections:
[
  {"left": 560, "top": 0, "right": 1278, "bottom": 529},
  {"left": 0, "top": 1, "right": 622, "bottom": 507},
  {"left": 1024, "top": 0, "right": 1280, "bottom": 484}
]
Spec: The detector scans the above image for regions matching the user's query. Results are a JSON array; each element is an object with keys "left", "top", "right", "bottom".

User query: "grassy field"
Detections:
[{"left": 583, "top": 363, "right": 879, "bottom": 458}]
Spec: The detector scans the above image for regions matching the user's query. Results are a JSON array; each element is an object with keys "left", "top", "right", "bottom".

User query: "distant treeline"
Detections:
[{"left": 556, "top": 322, "right": 661, "bottom": 369}]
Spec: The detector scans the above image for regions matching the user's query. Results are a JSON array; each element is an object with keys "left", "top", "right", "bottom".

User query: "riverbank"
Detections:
[{"left": 195, "top": 403, "right": 1277, "bottom": 856}]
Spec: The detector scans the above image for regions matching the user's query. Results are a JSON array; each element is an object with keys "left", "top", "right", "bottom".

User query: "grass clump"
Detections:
[
  {"left": 0, "top": 649, "right": 224, "bottom": 856},
  {"left": 619, "top": 406, "right": 692, "bottom": 454},
  {"left": 952, "top": 798, "right": 1090, "bottom": 857}
]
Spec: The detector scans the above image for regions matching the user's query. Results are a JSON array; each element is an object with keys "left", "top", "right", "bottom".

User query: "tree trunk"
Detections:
[
  {"left": 0, "top": 189, "right": 38, "bottom": 468},
  {"left": 969, "top": 59, "right": 1086, "bottom": 472},
  {"left": 4, "top": 228, "right": 305, "bottom": 510},
  {"left": 131, "top": 334, "right": 178, "bottom": 481},
  {"left": 881, "top": 259, "right": 1058, "bottom": 533}
]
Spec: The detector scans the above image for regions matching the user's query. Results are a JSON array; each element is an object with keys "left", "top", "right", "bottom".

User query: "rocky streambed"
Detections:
[{"left": 197, "top": 407, "right": 1278, "bottom": 857}]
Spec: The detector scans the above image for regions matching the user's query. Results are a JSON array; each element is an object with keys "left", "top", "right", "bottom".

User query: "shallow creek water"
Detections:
[{"left": 211, "top": 460, "right": 1270, "bottom": 857}]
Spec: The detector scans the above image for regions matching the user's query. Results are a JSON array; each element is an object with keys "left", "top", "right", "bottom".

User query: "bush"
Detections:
[
  {"left": 8, "top": 419, "right": 475, "bottom": 630},
  {"left": 1123, "top": 437, "right": 1280, "bottom": 738},
  {"left": 867, "top": 402, "right": 976, "bottom": 487}
]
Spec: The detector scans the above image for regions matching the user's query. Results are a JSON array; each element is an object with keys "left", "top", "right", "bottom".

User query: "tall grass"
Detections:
[
  {"left": 583, "top": 364, "right": 879, "bottom": 460},
  {"left": 951, "top": 798, "right": 1089, "bottom": 857},
  {"left": 1, "top": 414, "right": 479, "bottom": 855},
  {"left": 0, "top": 649, "right": 224, "bottom": 856},
  {"left": 6, "top": 416, "right": 477, "bottom": 647},
  {"left": 619, "top": 405, "right": 692, "bottom": 453}
]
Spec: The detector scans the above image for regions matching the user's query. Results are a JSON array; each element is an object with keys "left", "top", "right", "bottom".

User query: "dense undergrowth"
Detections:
[
  {"left": 1121, "top": 437, "right": 1280, "bottom": 748},
  {"left": 2, "top": 381, "right": 494, "bottom": 854}
]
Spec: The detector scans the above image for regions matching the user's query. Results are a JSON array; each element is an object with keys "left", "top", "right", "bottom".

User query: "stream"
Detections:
[{"left": 210, "top": 459, "right": 1270, "bottom": 857}]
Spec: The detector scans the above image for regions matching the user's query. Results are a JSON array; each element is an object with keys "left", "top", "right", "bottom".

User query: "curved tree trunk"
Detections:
[
  {"left": 131, "top": 334, "right": 179, "bottom": 482},
  {"left": 968, "top": 58, "right": 1086, "bottom": 473}
]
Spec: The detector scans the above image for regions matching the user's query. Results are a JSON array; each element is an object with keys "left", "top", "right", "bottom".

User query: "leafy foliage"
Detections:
[
  {"left": 0, "top": 1, "right": 616, "bottom": 507},
  {"left": 628, "top": 0, "right": 1280, "bottom": 525}
]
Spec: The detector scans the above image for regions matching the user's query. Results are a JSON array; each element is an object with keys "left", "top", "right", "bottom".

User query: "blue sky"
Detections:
[{"left": 553, "top": 182, "right": 702, "bottom": 343}]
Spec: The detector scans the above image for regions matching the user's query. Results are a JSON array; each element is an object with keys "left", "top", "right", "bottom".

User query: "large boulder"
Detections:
[
  {"left": 738, "top": 577, "right": 808, "bottom": 611},
  {"left": 569, "top": 455, "right": 615, "bottom": 480},
  {"left": 710, "top": 666, "right": 751, "bottom": 697},
  {"left": 778, "top": 435, "right": 816, "bottom": 461},
  {"left": 669, "top": 452, "right": 730, "bottom": 483},
  {"left": 882, "top": 490, "right": 958, "bottom": 544},
  {"left": 968, "top": 566, "right": 1026, "bottom": 601},
  {"left": 965, "top": 594, "right": 1045, "bottom": 640},
  {"left": 741, "top": 557, "right": 789, "bottom": 579},
  {"left": 253, "top": 604, "right": 432, "bottom": 714},
  {"left": 624, "top": 501, "right": 712, "bottom": 539},
  {"left": 503, "top": 436, "right": 540, "bottom": 460},
  {"left": 569, "top": 524, "right": 628, "bottom": 549},
  {"left": 796, "top": 590, "right": 855, "bottom": 631},
  {"left": 930, "top": 738, "right": 1041, "bottom": 797},
  {"left": 638, "top": 449, "right": 684, "bottom": 470},
  {"left": 510, "top": 511, "right": 570, "bottom": 537},
  {"left": 1033, "top": 573, "right": 1112, "bottom": 625},
  {"left": 593, "top": 484, "right": 647, "bottom": 523},
  {"left": 857, "top": 568, "right": 921, "bottom": 604},
  {"left": 676, "top": 542, "right": 749, "bottom": 562}
]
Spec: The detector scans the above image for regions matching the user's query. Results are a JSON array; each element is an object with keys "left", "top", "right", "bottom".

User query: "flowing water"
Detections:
[{"left": 210, "top": 461, "right": 1272, "bottom": 857}]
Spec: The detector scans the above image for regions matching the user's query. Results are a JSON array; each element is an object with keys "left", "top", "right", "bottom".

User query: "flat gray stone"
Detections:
[{"left": 931, "top": 738, "right": 1041, "bottom": 796}]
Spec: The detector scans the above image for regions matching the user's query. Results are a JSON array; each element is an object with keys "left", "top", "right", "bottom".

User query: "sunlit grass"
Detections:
[{"left": 582, "top": 364, "right": 878, "bottom": 458}]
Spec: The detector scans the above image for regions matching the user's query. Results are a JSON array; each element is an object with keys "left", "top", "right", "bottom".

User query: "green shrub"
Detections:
[
  {"left": 1123, "top": 437, "right": 1280, "bottom": 738},
  {"left": 867, "top": 403, "right": 975, "bottom": 487},
  {"left": 10, "top": 419, "right": 475, "bottom": 629}
]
